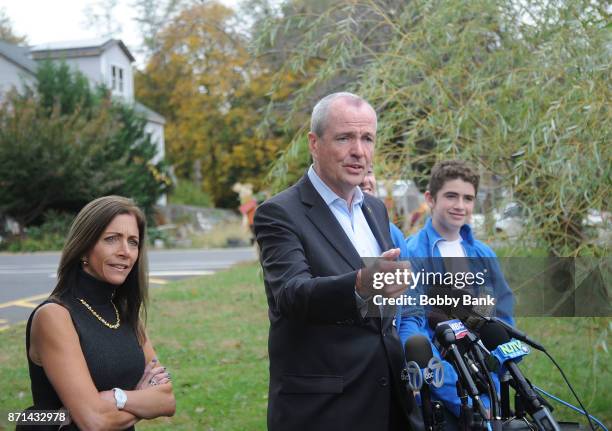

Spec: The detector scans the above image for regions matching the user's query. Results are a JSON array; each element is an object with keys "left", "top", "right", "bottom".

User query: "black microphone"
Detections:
[
  {"left": 426, "top": 285, "right": 487, "bottom": 331},
  {"left": 480, "top": 322, "right": 561, "bottom": 431},
  {"left": 434, "top": 323, "right": 489, "bottom": 419},
  {"left": 405, "top": 335, "right": 437, "bottom": 431},
  {"left": 429, "top": 285, "right": 547, "bottom": 352},
  {"left": 488, "top": 317, "right": 546, "bottom": 352}
]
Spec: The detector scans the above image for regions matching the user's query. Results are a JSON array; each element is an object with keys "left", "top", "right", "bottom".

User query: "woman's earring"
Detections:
[{"left": 81, "top": 258, "right": 89, "bottom": 266}]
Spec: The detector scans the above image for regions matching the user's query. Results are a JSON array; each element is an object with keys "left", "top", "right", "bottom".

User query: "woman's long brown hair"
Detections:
[{"left": 50, "top": 196, "right": 149, "bottom": 344}]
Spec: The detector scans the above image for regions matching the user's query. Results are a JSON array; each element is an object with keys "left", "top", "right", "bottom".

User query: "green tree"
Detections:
[
  {"left": 0, "top": 62, "right": 170, "bottom": 230},
  {"left": 257, "top": 0, "right": 610, "bottom": 256},
  {"left": 35, "top": 61, "right": 95, "bottom": 115}
]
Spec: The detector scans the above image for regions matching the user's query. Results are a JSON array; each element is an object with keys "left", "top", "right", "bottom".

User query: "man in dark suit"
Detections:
[{"left": 254, "top": 92, "right": 418, "bottom": 430}]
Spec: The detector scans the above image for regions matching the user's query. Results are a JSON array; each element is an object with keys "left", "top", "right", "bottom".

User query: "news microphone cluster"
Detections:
[
  {"left": 421, "top": 284, "right": 596, "bottom": 431},
  {"left": 427, "top": 285, "right": 546, "bottom": 352}
]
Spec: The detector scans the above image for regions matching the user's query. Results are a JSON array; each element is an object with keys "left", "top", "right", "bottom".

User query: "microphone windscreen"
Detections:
[
  {"left": 426, "top": 285, "right": 472, "bottom": 321},
  {"left": 426, "top": 284, "right": 453, "bottom": 317},
  {"left": 404, "top": 335, "right": 433, "bottom": 368},
  {"left": 427, "top": 311, "right": 449, "bottom": 329},
  {"left": 434, "top": 323, "right": 455, "bottom": 347},
  {"left": 479, "top": 321, "right": 511, "bottom": 351}
]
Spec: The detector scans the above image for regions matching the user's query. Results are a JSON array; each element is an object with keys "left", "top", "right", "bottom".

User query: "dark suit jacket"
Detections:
[{"left": 254, "top": 174, "right": 416, "bottom": 431}]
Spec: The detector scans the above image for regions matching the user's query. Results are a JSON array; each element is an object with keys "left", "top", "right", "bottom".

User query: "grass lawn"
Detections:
[{"left": 0, "top": 262, "right": 609, "bottom": 429}]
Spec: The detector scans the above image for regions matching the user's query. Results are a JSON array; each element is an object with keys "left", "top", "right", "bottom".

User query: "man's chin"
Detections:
[{"left": 344, "top": 177, "right": 364, "bottom": 188}]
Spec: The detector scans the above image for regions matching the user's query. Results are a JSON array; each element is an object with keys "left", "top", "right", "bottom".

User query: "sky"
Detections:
[{"left": 2, "top": 0, "right": 241, "bottom": 66}]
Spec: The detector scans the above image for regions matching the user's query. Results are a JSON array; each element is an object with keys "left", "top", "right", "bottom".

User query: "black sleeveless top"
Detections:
[{"left": 23, "top": 269, "right": 145, "bottom": 430}]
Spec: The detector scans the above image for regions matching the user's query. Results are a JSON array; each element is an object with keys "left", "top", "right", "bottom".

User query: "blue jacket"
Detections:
[
  {"left": 390, "top": 222, "right": 409, "bottom": 257},
  {"left": 398, "top": 218, "right": 515, "bottom": 417}
]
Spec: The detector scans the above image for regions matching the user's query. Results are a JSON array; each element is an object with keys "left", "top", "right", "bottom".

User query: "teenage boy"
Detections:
[{"left": 398, "top": 160, "right": 514, "bottom": 425}]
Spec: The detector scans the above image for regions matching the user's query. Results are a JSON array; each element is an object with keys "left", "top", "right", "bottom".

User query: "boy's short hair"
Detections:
[{"left": 428, "top": 160, "right": 480, "bottom": 198}]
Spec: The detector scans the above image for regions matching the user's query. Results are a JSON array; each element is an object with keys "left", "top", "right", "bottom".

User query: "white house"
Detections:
[
  {"left": 0, "top": 38, "right": 167, "bottom": 203},
  {"left": 30, "top": 38, "right": 136, "bottom": 103},
  {"left": 0, "top": 40, "right": 37, "bottom": 98}
]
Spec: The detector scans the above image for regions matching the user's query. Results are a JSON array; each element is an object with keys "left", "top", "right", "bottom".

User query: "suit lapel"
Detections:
[
  {"left": 299, "top": 176, "right": 363, "bottom": 270},
  {"left": 362, "top": 196, "right": 397, "bottom": 328},
  {"left": 362, "top": 197, "right": 391, "bottom": 252}
]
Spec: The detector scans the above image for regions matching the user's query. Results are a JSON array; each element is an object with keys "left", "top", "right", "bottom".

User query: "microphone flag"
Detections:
[{"left": 487, "top": 338, "right": 531, "bottom": 373}]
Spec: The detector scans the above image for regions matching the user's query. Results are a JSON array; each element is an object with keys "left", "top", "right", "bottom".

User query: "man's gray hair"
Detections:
[{"left": 310, "top": 92, "right": 376, "bottom": 137}]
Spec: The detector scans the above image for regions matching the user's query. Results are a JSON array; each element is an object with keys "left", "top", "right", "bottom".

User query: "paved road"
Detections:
[{"left": 0, "top": 247, "right": 256, "bottom": 330}]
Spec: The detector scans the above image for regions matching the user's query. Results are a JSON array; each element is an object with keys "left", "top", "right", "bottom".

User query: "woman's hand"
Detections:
[
  {"left": 120, "top": 336, "right": 176, "bottom": 419},
  {"left": 135, "top": 358, "right": 171, "bottom": 390}
]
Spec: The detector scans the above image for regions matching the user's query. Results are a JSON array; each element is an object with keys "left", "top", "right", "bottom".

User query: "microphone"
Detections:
[
  {"left": 487, "top": 317, "right": 546, "bottom": 352},
  {"left": 426, "top": 285, "right": 490, "bottom": 332},
  {"left": 435, "top": 319, "right": 501, "bottom": 422},
  {"left": 427, "top": 285, "right": 546, "bottom": 352},
  {"left": 434, "top": 323, "right": 489, "bottom": 420},
  {"left": 480, "top": 322, "right": 530, "bottom": 373},
  {"left": 404, "top": 335, "right": 445, "bottom": 431},
  {"left": 480, "top": 322, "right": 561, "bottom": 431}
]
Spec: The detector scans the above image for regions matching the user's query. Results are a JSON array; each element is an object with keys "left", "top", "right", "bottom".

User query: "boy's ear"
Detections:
[{"left": 424, "top": 190, "right": 435, "bottom": 209}]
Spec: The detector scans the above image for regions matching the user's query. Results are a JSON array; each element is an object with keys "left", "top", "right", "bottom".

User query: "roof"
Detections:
[
  {"left": 134, "top": 101, "right": 166, "bottom": 125},
  {"left": 30, "top": 38, "right": 135, "bottom": 63},
  {"left": 0, "top": 40, "right": 37, "bottom": 75}
]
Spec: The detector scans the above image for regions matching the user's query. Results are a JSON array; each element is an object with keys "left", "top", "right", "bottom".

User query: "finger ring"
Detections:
[{"left": 149, "top": 378, "right": 157, "bottom": 386}]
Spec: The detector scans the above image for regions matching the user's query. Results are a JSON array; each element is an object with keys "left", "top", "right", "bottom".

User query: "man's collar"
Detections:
[{"left": 307, "top": 165, "right": 363, "bottom": 207}]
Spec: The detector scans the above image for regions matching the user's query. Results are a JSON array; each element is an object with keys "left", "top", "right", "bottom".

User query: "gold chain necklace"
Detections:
[{"left": 78, "top": 298, "right": 121, "bottom": 329}]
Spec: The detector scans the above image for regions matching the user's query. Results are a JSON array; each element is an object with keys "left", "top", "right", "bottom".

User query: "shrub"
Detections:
[
  {"left": 0, "top": 61, "right": 171, "bottom": 230},
  {"left": 1, "top": 210, "right": 73, "bottom": 252},
  {"left": 169, "top": 179, "right": 212, "bottom": 207}
]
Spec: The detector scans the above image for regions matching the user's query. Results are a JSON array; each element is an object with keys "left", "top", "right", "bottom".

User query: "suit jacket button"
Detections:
[{"left": 378, "top": 377, "right": 388, "bottom": 387}]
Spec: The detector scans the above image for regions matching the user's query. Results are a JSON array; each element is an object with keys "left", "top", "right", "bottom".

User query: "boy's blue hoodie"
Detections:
[{"left": 398, "top": 218, "right": 514, "bottom": 417}]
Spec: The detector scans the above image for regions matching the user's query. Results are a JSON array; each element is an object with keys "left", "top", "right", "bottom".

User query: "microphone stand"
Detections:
[
  {"left": 431, "top": 401, "right": 446, "bottom": 431},
  {"left": 456, "top": 380, "right": 488, "bottom": 431},
  {"left": 507, "top": 363, "right": 561, "bottom": 431},
  {"left": 499, "top": 372, "right": 512, "bottom": 420},
  {"left": 468, "top": 336, "right": 503, "bottom": 431},
  {"left": 456, "top": 380, "right": 473, "bottom": 431}
]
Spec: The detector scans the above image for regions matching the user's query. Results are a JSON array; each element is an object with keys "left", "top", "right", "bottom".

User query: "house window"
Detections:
[{"left": 111, "top": 65, "right": 124, "bottom": 93}]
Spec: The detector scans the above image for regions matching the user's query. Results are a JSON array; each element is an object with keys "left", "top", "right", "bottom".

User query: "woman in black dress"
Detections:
[{"left": 24, "top": 196, "right": 175, "bottom": 430}]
